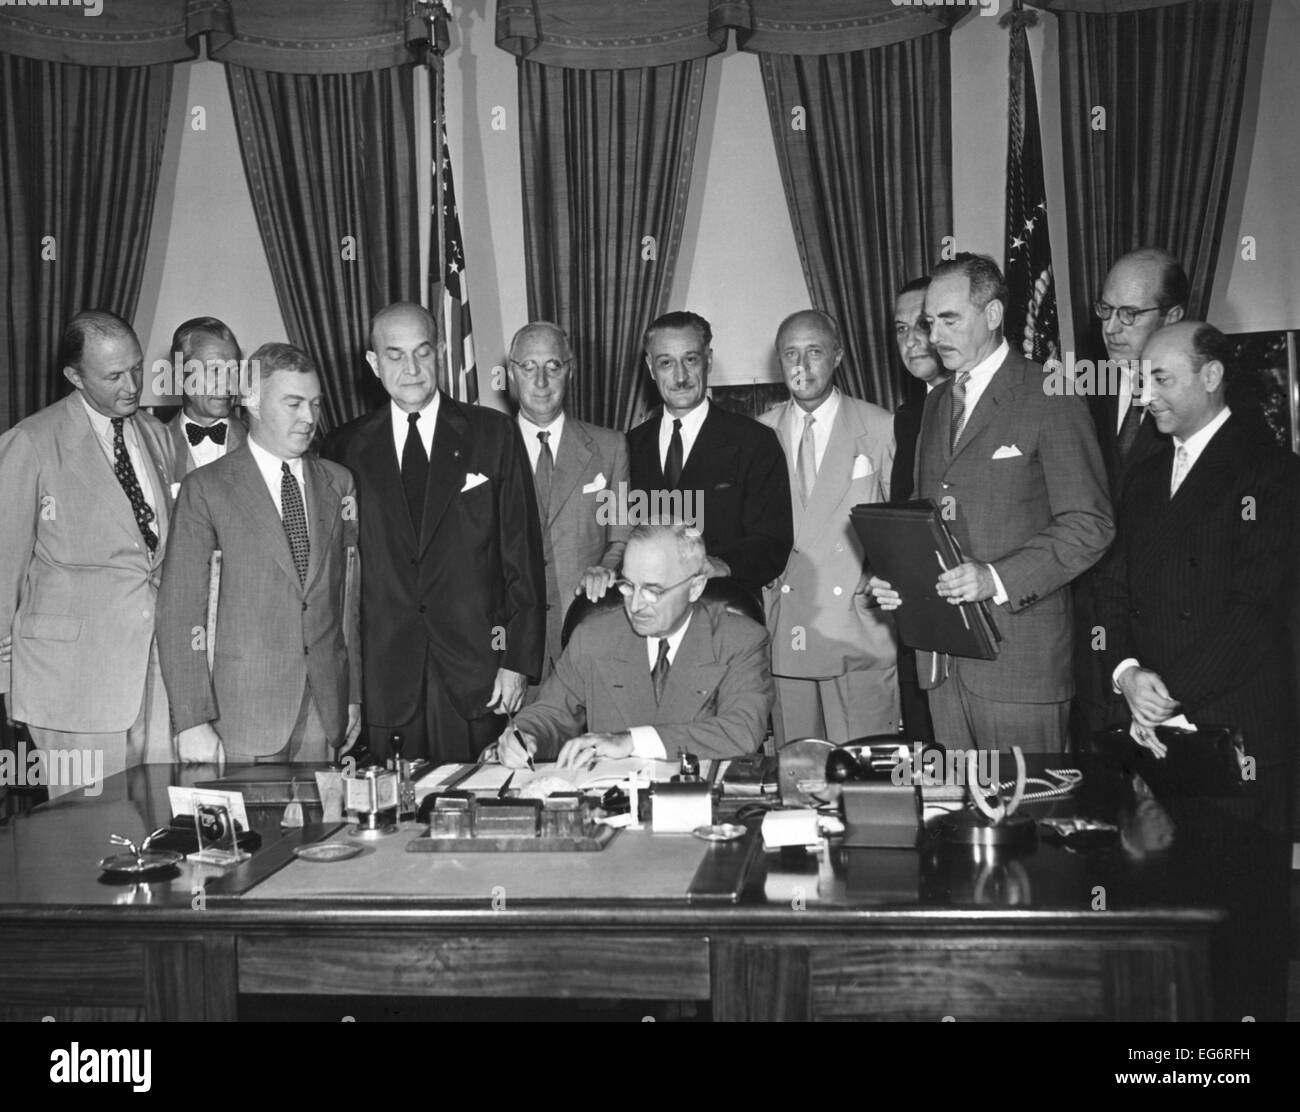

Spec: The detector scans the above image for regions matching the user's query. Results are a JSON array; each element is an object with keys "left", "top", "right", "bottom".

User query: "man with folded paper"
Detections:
[{"left": 494, "top": 522, "right": 773, "bottom": 768}]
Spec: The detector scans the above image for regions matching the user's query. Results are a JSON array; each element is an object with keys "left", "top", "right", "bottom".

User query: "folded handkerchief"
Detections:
[
  {"left": 582, "top": 472, "right": 606, "bottom": 494},
  {"left": 992, "top": 445, "right": 1022, "bottom": 459},
  {"left": 850, "top": 454, "right": 874, "bottom": 480},
  {"left": 460, "top": 472, "right": 489, "bottom": 492}
]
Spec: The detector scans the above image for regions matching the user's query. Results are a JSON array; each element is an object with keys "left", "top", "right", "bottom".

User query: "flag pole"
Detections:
[{"left": 418, "top": 0, "right": 451, "bottom": 392}]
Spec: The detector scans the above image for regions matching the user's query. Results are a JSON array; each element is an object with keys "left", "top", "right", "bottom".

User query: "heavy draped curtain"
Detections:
[
  {"left": 0, "top": 56, "right": 173, "bottom": 431},
  {"left": 757, "top": 36, "right": 953, "bottom": 410},
  {"left": 1042, "top": 0, "right": 1255, "bottom": 358},
  {"left": 500, "top": 0, "right": 957, "bottom": 421},
  {"left": 226, "top": 65, "right": 420, "bottom": 429}
]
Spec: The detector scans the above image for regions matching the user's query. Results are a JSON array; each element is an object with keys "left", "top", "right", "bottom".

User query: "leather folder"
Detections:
[{"left": 850, "top": 500, "right": 1000, "bottom": 660}]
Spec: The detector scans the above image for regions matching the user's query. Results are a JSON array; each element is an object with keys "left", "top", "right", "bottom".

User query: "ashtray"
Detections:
[
  {"left": 692, "top": 823, "right": 746, "bottom": 842},
  {"left": 294, "top": 841, "right": 365, "bottom": 863},
  {"left": 98, "top": 851, "right": 184, "bottom": 879}
]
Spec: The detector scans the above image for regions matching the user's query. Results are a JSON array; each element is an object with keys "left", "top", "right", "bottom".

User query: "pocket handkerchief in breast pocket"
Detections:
[
  {"left": 850, "top": 454, "right": 874, "bottom": 480},
  {"left": 992, "top": 445, "right": 1022, "bottom": 460},
  {"left": 460, "top": 472, "right": 489, "bottom": 492},
  {"left": 581, "top": 472, "right": 606, "bottom": 494}
]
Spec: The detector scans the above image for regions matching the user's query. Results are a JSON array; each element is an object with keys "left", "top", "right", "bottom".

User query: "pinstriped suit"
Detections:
[{"left": 915, "top": 348, "right": 1114, "bottom": 751}]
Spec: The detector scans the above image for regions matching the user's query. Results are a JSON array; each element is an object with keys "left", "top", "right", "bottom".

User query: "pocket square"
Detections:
[
  {"left": 460, "top": 472, "right": 489, "bottom": 492},
  {"left": 992, "top": 445, "right": 1022, "bottom": 460},
  {"left": 581, "top": 472, "right": 606, "bottom": 494},
  {"left": 850, "top": 454, "right": 874, "bottom": 480}
]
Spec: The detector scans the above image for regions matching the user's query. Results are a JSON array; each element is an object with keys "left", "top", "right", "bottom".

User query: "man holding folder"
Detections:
[{"left": 869, "top": 255, "right": 1113, "bottom": 753}]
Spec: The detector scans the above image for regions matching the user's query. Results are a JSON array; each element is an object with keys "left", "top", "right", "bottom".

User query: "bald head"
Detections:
[
  {"left": 59, "top": 310, "right": 143, "bottom": 419},
  {"left": 776, "top": 309, "right": 843, "bottom": 412},
  {"left": 1141, "top": 320, "right": 1228, "bottom": 441},
  {"left": 1099, "top": 249, "right": 1188, "bottom": 363},
  {"left": 367, "top": 302, "right": 441, "bottom": 412}
]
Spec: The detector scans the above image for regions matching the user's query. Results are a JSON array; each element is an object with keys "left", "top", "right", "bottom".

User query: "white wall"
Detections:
[{"left": 134, "top": 4, "right": 1295, "bottom": 416}]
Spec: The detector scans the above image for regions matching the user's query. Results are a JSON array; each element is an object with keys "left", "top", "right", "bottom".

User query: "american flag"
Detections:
[
  {"left": 1002, "top": 3, "right": 1060, "bottom": 366},
  {"left": 432, "top": 122, "right": 477, "bottom": 404}
]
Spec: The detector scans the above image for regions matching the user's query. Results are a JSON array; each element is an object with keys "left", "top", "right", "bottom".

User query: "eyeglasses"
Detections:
[
  {"left": 508, "top": 358, "right": 569, "bottom": 380},
  {"left": 614, "top": 572, "right": 700, "bottom": 605},
  {"left": 1093, "top": 300, "right": 1163, "bottom": 327}
]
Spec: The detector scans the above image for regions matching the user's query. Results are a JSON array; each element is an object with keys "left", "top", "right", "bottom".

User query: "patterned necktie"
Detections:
[
  {"left": 664, "top": 418, "right": 684, "bottom": 489},
  {"left": 110, "top": 417, "right": 157, "bottom": 555},
  {"left": 651, "top": 638, "right": 671, "bottom": 704},
  {"left": 949, "top": 371, "right": 971, "bottom": 451},
  {"left": 1170, "top": 444, "right": 1190, "bottom": 497},
  {"left": 401, "top": 411, "right": 428, "bottom": 532},
  {"left": 281, "top": 462, "right": 310, "bottom": 584},
  {"left": 186, "top": 420, "right": 227, "bottom": 446},
  {"left": 535, "top": 429, "right": 554, "bottom": 516},
  {"left": 1116, "top": 400, "right": 1143, "bottom": 461},
  {"left": 796, "top": 412, "right": 817, "bottom": 502}
]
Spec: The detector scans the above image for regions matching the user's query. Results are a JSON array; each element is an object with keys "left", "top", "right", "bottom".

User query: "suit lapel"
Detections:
[
  {"left": 595, "top": 615, "right": 659, "bottom": 730},
  {"left": 62, "top": 398, "right": 155, "bottom": 552},
  {"left": 303, "top": 455, "right": 339, "bottom": 593},
  {"left": 548, "top": 419, "right": 593, "bottom": 528},
  {"left": 168, "top": 417, "right": 192, "bottom": 477},
  {"left": 656, "top": 605, "right": 726, "bottom": 723},
  {"left": 948, "top": 355, "right": 1017, "bottom": 467},
  {"left": 420, "top": 394, "right": 470, "bottom": 557},
  {"left": 768, "top": 404, "right": 802, "bottom": 532},
  {"left": 358, "top": 406, "right": 417, "bottom": 551},
  {"left": 679, "top": 405, "right": 732, "bottom": 490},
  {"left": 227, "top": 445, "right": 302, "bottom": 588},
  {"left": 132, "top": 414, "right": 172, "bottom": 552},
  {"left": 633, "top": 414, "right": 667, "bottom": 487},
  {"left": 803, "top": 402, "right": 855, "bottom": 526}
]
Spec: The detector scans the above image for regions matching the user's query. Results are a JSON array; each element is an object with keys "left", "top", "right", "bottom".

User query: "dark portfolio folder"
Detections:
[{"left": 849, "top": 500, "right": 1000, "bottom": 660}]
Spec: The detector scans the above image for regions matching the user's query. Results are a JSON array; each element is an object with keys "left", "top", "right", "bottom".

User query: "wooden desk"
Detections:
[{"left": 0, "top": 760, "right": 1256, "bottom": 1021}]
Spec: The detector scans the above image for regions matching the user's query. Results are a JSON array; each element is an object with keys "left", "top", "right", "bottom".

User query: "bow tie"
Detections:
[{"left": 186, "top": 421, "right": 227, "bottom": 446}]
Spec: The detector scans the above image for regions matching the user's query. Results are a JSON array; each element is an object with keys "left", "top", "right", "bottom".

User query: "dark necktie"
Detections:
[
  {"left": 534, "top": 429, "right": 554, "bottom": 516},
  {"left": 949, "top": 371, "right": 970, "bottom": 451},
  {"left": 651, "top": 638, "right": 671, "bottom": 704},
  {"left": 110, "top": 417, "right": 157, "bottom": 555},
  {"left": 401, "top": 411, "right": 428, "bottom": 532},
  {"left": 280, "top": 462, "right": 310, "bottom": 584},
  {"left": 1117, "top": 401, "right": 1143, "bottom": 461},
  {"left": 664, "top": 418, "right": 684, "bottom": 489},
  {"left": 186, "top": 420, "right": 227, "bottom": 446}
]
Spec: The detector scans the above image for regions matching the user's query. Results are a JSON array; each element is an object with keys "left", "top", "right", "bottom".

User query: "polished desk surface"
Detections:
[{"left": 0, "top": 755, "right": 1263, "bottom": 925}]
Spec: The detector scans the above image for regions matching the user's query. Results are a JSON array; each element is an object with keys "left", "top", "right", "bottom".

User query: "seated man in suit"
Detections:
[
  {"left": 760, "top": 309, "right": 898, "bottom": 744},
  {"left": 627, "top": 311, "right": 792, "bottom": 596},
  {"left": 507, "top": 321, "right": 631, "bottom": 681},
  {"left": 157, "top": 343, "right": 361, "bottom": 763},
  {"left": 494, "top": 521, "right": 773, "bottom": 768},
  {"left": 164, "top": 316, "right": 247, "bottom": 476}
]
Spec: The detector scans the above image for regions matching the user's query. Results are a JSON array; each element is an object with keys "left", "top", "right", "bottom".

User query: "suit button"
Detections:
[
  {"left": 834, "top": 543, "right": 843, "bottom": 553},
  {"left": 303, "top": 646, "right": 309, "bottom": 655},
  {"left": 1179, "top": 610, "right": 1191, "bottom": 621},
  {"left": 832, "top": 586, "right": 843, "bottom": 596},
  {"left": 1130, "top": 609, "right": 1141, "bottom": 619},
  {"left": 142, "top": 610, "right": 150, "bottom": 619},
  {"left": 409, "top": 559, "right": 417, "bottom": 569},
  {"left": 942, "top": 482, "right": 951, "bottom": 489},
  {"left": 419, "top": 604, "right": 427, "bottom": 614},
  {"left": 780, "top": 585, "right": 791, "bottom": 594},
  {"left": 301, "top": 601, "right": 308, "bottom": 612}
]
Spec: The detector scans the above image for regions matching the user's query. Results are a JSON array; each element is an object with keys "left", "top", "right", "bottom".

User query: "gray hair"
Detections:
[
  {"left": 627, "top": 520, "right": 708, "bottom": 576},
  {"left": 508, "top": 320, "right": 572, "bottom": 363}
]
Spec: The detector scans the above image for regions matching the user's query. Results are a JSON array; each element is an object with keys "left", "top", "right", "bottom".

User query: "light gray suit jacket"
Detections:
[
  {"left": 0, "top": 393, "right": 175, "bottom": 731},
  {"left": 164, "top": 411, "right": 247, "bottom": 478},
  {"left": 760, "top": 394, "right": 897, "bottom": 679},
  {"left": 527, "top": 416, "right": 631, "bottom": 670},
  {"left": 156, "top": 443, "right": 361, "bottom": 757},
  {"left": 514, "top": 599, "right": 773, "bottom": 761},
  {"left": 915, "top": 348, "right": 1114, "bottom": 701}
]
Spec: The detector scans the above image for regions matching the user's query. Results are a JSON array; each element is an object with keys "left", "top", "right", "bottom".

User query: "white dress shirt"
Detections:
[
  {"left": 248, "top": 435, "right": 309, "bottom": 532},
  {"left": 658, "top": 398, "right": 709, "bottom": 474},
  {"left": 389, "top": 393, "right": 439, "bottom": 463},
  {"left": 789, "top": 387, "right": 841, "bottom": 471},
  {"left": 1111, "top": 407, "right": 1233, "bottom": 693},
  {"left": 1113, "top": 362, "right": 1147, "bottom": 434},
  {"left": 182, "top": 416, "right": 231, "bottom": 469},
  {"left": 626, "top": 611, "right": 696, "bottom": 759},
  {"left": 80, "top": 396, "right": 157, "bottom": 515},
  {"left": 518, "top": 410, "right": 566, "bottom": 470}
]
